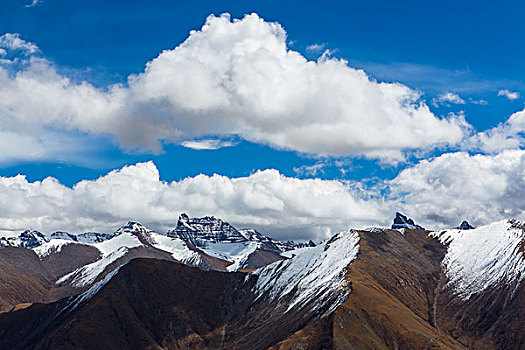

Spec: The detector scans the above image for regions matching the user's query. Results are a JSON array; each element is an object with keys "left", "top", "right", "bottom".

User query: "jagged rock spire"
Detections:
[{"left": 391, "top": 212, "right": 425, "bottom": 230}]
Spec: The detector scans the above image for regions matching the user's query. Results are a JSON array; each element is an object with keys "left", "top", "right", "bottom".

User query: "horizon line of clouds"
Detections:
[{"left": 2, "top": 151, "right": 525, "bottom": 241}]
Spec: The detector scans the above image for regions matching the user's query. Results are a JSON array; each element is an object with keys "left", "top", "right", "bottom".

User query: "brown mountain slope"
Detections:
[
  {"left": 0, "top": 257, "right": 341, "bottom": 350},
  {"left": 0, "top": 227, "right": 523, "bottom": 349},
  {"left": 273, "top": 228, "right": 525, "bottom": 350},
  {"left": 0, "top": 244, "right": 101, "bottom": 312},
  {"left": 0, "top": 259, "right": 253, "bottom": 349},
  {"left": 437, "top": 269, "right": 525, "bottom": 349},
  {"left": 0, "top": 247, "right": 52, "bottom": 312},
  {"left": 272, "top": 228, "right": 464, "bottom": 350}
]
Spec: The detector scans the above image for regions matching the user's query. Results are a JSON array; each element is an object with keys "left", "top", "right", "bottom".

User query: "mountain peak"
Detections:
[
  {"left": 391, "top": 212, "right": 425, "bottom": 230},
  {"left": 169, "top": 214, "right": 246, "bottom": 248},
  {"left": 456, "top": 220, "right": 475, "bottom": 230},
  {"left": 115, "top": 221, "right": 152, "bottom": 239},
  {"left": 0, "top": 230, "right": 48, "bottom": 248}
]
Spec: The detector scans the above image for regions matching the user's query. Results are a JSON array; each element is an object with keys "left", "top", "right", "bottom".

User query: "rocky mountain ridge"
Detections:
[{"left": 0, "top": 213, "right": 523, "bottom": 349}]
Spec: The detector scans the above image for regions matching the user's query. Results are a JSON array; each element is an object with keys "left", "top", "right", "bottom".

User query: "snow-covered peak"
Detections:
[
  {"left": 0, "top": 230, "right": 48, "bottom": 248},
  {"left": 252, "top": 229, "right": 360, "bottom": 315},
  {"left": 431, "top": 219, "right": 525, "bottom": 300},
  {"left": 169, "top": 214, "right": 246, "bottom": 248},
  {"left": 56, "top": 229, "right": 144, "bottom": 288},
  {"left": 49, "top": 231, "right": 78, "bottom": 241},
  {"left": 115, "top": 221, "right": 152, "bottom": 235},
  {"left": 93, "top": 230, "right": 144, "bottom": 257},
  {"left": 75, "top": 232, "right": 114, "bottom": 244}
]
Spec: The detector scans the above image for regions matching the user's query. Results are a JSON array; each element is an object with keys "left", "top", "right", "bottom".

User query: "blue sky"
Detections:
[
  {"left": 1, "top": 0, "right": 525, "bottom": 239},
  {"left": 1, "top": 0, "right": 524, "bottom": 184}
]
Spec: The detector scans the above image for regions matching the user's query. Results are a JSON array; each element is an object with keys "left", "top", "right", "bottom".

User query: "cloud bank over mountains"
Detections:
[
  {"left": 0, "top": 13, "right": 468, "bottom": 164},
  {"left": 0, "top": 161, "right": 384, "bottom": 240},
  {"left": 2, "top": 152, "right": 525, "bottom": 241}
]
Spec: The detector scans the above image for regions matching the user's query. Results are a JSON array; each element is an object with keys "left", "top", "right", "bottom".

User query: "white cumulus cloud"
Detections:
[
  {"left": 465, "top": 109, "right": 525, "bottom": 153},
  {"left": 3, "top": 150, "right": 525, "bottom": 240},
  {"left": 0, "top": 13, "right": 469, "bottom": 164},
  {"left": 433, "top": 92, "right": 466, "bottom": 106},
  {"left": 389, "top": 149, "right": 525, "bottom": 228},
  {"left": 497, "top": 89, "right": 520, "bottom": 100},
  {"left": 0, "top": 33, "right": 39, "bottom": 54}
]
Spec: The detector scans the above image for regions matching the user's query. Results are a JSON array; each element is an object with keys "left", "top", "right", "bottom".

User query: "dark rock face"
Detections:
[
  {"left": 169, "top": 213, "right": 314, "bottom": 251},
  {"left": 456, "top": 220, "right": 475, "bottom": 230},
  {"left": 168, "top": 214, "right": 246, "bottom": 248},
  {"left": 391, "top": 212, "right": 425, "bottom": 230}
]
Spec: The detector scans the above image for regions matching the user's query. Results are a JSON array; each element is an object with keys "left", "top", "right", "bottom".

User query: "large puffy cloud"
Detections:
[
  {"left": 390, "top": 149, "right": 525, "bottom": 228},
  {"left": 0, "top": 162, "right": 388, "bottom": 241},
  {"left": 130, "top": 13, "right": 467, "bottom": 161},
  {"left": 0, "top": 13, "right": 468, "bottom": 163}
]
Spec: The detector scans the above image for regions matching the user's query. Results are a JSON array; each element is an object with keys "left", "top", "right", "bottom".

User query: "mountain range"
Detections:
[{"left": 0, "top": 213, "right": 523, "bottom": 349}]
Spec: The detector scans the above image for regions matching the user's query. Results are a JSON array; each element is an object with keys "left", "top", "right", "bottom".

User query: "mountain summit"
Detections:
[
  {"left": 391, "top": 212, "right": 426, "bottom": 230},
  {"left": 456, "top": 220, "right": 475, "bottom": 230},
  {"left": 168, "top": 213, "right": 313, "bottom": 271}
]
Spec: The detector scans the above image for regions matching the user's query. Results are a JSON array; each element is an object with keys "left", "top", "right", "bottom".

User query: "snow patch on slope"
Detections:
[
  {"left": 198, "top": 241, "right": 261, "bottom": 271},
  {"left": 93, "top": 230, "right": 142, "bottom": 256},
  {"left": 56, "top": 247, "right": 128, "bottom": 288},
  {"left": 147, "top": 233, "right": 203, "bottom": 266},
  {"left": 56, "top": 232, "right": 143, "bottom": 288},
  {"left": 67, "top": 264, "right": 124, "bottom": 312},
  {"left": 431, "top": 220, "right": 525, "bottom": 300},
  {"left": 32, "top": 239, "right": 81, "bottom": 258},
  {"left": 252, "top": 229, "right": 360, "bottom": 314}
]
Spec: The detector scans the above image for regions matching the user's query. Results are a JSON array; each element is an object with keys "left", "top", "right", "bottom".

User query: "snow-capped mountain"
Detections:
[
  {"left": 0, "top": 229, "right": 116, "bottom": 248},
  {"left": 0, "top": 215, "right": 308, "bottom": 305},
  {"left": 0, "top": 226, "right": 361, "bottom": 350},
  {"left": 0, "top": 230, "right": 48, "bottom": 248},
  {"left": 431, "top": 219, "right": 525, "bottom": 300},
  {"left": 253, "top": 229, "right": 359, "bottom": 315},
  {"left": 1, "top": 214, "right": 524, "bottom": 349},
  {"left": 168, "top": 213, "right": 314, "bottom": 271}
]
